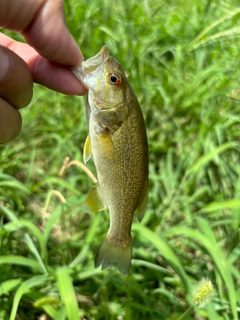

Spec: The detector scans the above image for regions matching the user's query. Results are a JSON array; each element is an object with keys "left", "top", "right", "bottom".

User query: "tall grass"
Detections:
[{"left": 0, "top": 0, "right": 240, "bottom": 319}]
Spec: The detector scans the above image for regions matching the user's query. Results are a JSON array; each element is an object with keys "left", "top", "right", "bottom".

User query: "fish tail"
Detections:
[{"left": 94, "top": 235, "right": 132, "bottom": 275}]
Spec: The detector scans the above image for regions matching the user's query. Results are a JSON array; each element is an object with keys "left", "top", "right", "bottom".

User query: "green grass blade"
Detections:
[
  {"left": 35, "top": 177, "right": 80, "bottom": 194},
  {"left": 132, "top": 259, "right": 171, "bottom": 274},
  {"left": 55, "top": 306, "right": 67, "bottom": 320},
  {"left": 0, "top": 174, "right": 30, "bottom": 194},
  {"left": 197, "top": 218, "right": 238, "bottom": 319},
  {"left": 56, "top": 267, "right": 80, "bottom": 320},
  {"left": 0, "top": 203, "right": 18, "bottom": 222},
  {"left": 4, "top": 220, "right": 47, "bottom": 262},
  {"left": 23, "top": 233, "right": 48, "bottom": 274},
  {"left": 204, "top": 199, "right": 240, "bottom": 230},
  {"left": 0, "top": 279, "right": 21, "bottom": 297},
  {"left": 41, "top": 305, "right": 59, "bottom": 319},
  {"left": 43, "top": 203, "right": 64, "bottom": 245},
  {"left": 204, "top": 199, "right": 240, "bottom": 212},
  {"left": 0, "top": 255, "right": 43, "bottom": 273},
  {"left": 169, "top": 219, "right": 238, "bottom": 320},
  {"left": 188, "top": 142, "right": 237, "bottom": 173},
  {"left": 192, "top": 27, "right": 240, "bottom": 49},
  {"left": 188, "top": 7, "right": 240, "bottom": 51},
  {"left": 1, "top": 205, "right": 48, "bottom": 274},
  {"left": 133, "top": 224, "right": 191, "bottom": 293},
  {"left": 10, "top": 275, "right": 48, "bottom": 320}
]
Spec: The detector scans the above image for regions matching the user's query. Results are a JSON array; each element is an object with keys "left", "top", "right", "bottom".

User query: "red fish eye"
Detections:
[{"left": 109, "top": 74, "right": 121, "bottom": 85}]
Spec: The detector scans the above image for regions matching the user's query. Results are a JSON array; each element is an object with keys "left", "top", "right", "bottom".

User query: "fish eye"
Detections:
[{"left": 109, "top": 73, "right": 121, "bottom": 85}]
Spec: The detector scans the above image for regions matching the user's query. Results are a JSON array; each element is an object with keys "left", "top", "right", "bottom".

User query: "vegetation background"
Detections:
[{"left": 0, "top": 0, "right": 240, "bottom": 319}]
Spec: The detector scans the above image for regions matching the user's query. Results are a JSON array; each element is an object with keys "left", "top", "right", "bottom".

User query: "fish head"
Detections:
[{"left": 72, "top": 46, "right": 129, "bottom": 109}]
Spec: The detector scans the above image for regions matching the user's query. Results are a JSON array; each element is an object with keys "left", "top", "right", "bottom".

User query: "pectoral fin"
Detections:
[
  {"left": 83, "top": 183, "right": 106, "bottom": 214},
  {"left": 83, "top": 134, "right": 92, "bottom": 164},
  {"left": 135, "top": 181, "right": 148, "bottom": 222}
]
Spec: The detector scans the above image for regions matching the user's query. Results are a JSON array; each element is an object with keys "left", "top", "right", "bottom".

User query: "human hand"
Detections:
[{"left": 0, "top": 0, "right": 87, "bottom": 144}]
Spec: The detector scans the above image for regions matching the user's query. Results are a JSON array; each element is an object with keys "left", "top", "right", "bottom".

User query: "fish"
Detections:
[{"left": 71, "top": 46, "right": 148, "bottom": 275}]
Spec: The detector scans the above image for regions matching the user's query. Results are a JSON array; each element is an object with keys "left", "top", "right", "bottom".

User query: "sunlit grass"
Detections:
[{"left": 0, "top": 0, "right": 240, "bottom": 319}]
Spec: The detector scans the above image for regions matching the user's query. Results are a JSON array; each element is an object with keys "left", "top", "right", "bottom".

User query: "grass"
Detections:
[{"left": 0, "top": 0, "right": 240, "bottom": 319}]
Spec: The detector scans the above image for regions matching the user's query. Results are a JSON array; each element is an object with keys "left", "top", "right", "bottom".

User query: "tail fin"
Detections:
[{"left": 94, "top": 235, "right": 132, "bottom": 275}]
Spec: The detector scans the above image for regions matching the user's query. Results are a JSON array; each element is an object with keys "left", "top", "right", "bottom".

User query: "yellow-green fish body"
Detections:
[{"left": 72, "top": 46, "right": 148, "bottom": 275}]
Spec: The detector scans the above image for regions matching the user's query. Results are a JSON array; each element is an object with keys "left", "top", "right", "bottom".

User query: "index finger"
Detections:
[
  {"left": 22, "top": 0, "right": 83, "bottom": 66},
  {"left": 0, "top": 0, "right": 83, "bottom": 66},
  {"left": 0, "top": 33, "right": 87, "bottom": 95}
]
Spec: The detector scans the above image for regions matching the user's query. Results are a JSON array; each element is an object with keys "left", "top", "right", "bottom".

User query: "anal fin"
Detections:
[{"left": 83, "top": 183, "right": 106, "bottom": 214}]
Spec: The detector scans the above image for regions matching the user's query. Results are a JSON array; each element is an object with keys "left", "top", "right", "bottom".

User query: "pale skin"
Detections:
[{"left": 0, "top": 0, "right": 87, "bottom": 144}]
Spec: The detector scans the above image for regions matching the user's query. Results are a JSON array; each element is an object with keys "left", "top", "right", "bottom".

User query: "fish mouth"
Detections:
[
  {"left": 81, "top": 45, "right": 109, "bottom": 73},
  {"left": 71, "top": 45, "right": 109, "bottom": 86}
]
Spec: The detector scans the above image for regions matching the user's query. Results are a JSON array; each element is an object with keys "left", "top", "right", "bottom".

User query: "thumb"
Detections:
[
  {"left": 0, "top": 46, "right": 32, "bottom": 143},
  {"left": 0, "top": 45, "right": 33, "bottom": 109},
  {"left": 0, "top": 98, "right": 22, "bottom": 144}
]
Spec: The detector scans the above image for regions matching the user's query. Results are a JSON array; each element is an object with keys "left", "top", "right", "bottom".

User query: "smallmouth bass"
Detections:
[{"left": 72, "top": 46, "right": 148, "bottom": 275}]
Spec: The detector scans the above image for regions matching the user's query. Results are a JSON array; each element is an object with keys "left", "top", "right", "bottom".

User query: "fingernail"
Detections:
[{"left": 0, "top": 47, "right": 10, "bottom": 82}]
